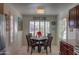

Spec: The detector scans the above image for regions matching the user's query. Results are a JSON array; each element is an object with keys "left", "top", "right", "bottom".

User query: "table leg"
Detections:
[{"left": 38, "top": 45, "right": 41, "bottom": 53}]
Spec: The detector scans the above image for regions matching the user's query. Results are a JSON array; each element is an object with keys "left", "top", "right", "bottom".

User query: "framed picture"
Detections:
[
  {"left": 5, "top": 14, "right": 10, "bottom": 31},
  {"left": 18, "top": 17, "right": 23, "bottom": 31}
]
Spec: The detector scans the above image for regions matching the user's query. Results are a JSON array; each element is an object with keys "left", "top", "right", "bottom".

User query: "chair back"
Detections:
[
  {"left": 48, "top": 36, "right": 53, "bottom": 45},
  {"left": 45, "top": 36, "right": 53, "bottom": 46},
  {"left": 44, "top": 36, "right": 53, "bottom": 46},
  {"left": 47, "top": 33, "right": 51, "bottom": 37},
  {"left": 26, "top": 35, "right": 31, "bottom": 46},
  {"left": 28, "top": 33, "right": 32, "bottom": 37}
]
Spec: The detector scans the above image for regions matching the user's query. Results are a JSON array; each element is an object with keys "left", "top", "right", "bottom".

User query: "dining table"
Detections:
[{"left": 30, "top": 36, "right": 48, "bottom": 53}]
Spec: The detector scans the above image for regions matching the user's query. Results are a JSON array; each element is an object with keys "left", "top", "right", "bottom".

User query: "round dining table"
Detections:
[{"left": 30, "top": 36, "right": 48, "bottom": 53}]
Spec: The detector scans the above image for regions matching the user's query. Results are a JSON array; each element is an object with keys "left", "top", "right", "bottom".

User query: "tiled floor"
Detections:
[{"left": 6, "top": 45, "right": 59, "bottom": 55}]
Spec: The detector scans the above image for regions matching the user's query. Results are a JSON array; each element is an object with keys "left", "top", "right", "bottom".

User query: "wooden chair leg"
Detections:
[
  {"left": 33, "top": 47, "right": 35, "bottom": 50},
  {"left": 31, "top": 47, "right": 33, "bottom": 54},
  {"left": 31, "top": 46, "right": 35, "bottom": 54},
  {"left": 27, "top": 46, "right": 29, "bottom": 52},
  {"left": 46, "top": 47, "right": 48, "bottom": 54},
  {"left": 50, "top": 46, "right": 51, "bottom": 52}
]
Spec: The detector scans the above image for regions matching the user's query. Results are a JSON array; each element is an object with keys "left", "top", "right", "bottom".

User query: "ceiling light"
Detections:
[{"left": 36, "top": 6, "right": 45, "bottom": 14}]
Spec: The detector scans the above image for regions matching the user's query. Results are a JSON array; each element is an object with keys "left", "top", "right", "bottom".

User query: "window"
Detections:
[
  {"left": 29, "top": 21, "right": 50, "bottom": 36},
  {"left": 29, "top": 21, "right": 34, "bottom": 35},
  {"left": 40, "top": 21, "right": 44, "bottom": 36},
  {"left": 62, "top": 18, "right": 67, "bottom": 40},
  {"left": 45, "top": 21, "right": 50, "bottom": 36},
  {"left": 35, "top": 21, "right": 39, "bottom": 36}
]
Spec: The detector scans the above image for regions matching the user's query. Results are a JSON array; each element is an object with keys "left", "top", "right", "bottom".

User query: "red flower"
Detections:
[{"left": 37, "top": 31, "right": 42, "bottom": 37}]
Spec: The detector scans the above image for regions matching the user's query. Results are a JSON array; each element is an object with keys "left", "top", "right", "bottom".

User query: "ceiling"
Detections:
[{"left": 8, "top": 3, "right": 78, "bottom": 15}]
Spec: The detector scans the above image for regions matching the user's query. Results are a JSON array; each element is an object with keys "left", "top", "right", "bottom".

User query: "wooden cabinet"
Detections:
[
  {"left": 0, "top": 4, "right": 4, "bottom": 14},
  {"left": 76, "top": 5, "right": 79, "bottom": 28},
  {"left": 69, "top": 7, "right": 76, "bottom": 28},
  {"left": 60, "top": 41, "right": 74, "bottom": 55},
  {"left": 69, "top": 5, "right": 79, "bottom": 28}
]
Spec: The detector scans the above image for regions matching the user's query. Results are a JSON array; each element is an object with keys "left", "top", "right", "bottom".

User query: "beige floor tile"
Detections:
[{"left": 6, "top": 45, "right": 59, "bottom": 55}]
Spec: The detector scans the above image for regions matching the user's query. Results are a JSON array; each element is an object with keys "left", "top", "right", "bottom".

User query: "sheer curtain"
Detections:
[{"left": 29, "top": 17, "right": 50, "bottom": 36}]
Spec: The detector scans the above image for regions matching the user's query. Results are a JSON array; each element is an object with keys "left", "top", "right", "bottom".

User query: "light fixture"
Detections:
[{"left": 36, "top": 6, "right": 45, "bottom": 14}]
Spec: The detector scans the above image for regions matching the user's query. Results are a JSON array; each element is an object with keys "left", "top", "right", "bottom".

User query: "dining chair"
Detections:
[
  {"left": 30, "top": 39, "right": 39, "bottom": 54},
  {"left": 44, "top": 36, "right": 53, "bottom": 54},
  {"left": 26, "top": 35, "right": 31, "bottom": 52},
  {"left": 26, "top": 35, "right": 38, "bottom": 54}
]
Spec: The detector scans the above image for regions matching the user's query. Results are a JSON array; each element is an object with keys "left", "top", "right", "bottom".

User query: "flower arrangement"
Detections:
[{"left": 36, "top": 31, "right": 42, "bottom": 37}]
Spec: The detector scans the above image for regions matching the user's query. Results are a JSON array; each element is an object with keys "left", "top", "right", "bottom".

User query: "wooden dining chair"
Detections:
[
  {"left": 44, "top": 36, "right": 53, "bottom": 54},
  {"left": 26, "top": 33, "right": 32, "bottom": 51},
  {"left": 26, "top": 35, "right": 38, "bottom": 54},
  {"left": 30, "top": 39, "right": 38, "bottom": 54},
  {"left": 26, "top": 35, "right": 31, "bottom": 52}
]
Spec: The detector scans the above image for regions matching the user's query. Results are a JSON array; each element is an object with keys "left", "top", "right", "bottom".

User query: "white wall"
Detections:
[
  {"left": 67, "top": 28, "right": 76, "bottom": 46},
  {"left": 22, "top": 15, "right": 58, "bottom": 45},
  {"left": 76, "top": 29, "right": 79, "bottom": 46},
  {"left": 4, "top": 4, "right": 23, "bottom": 48}
]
